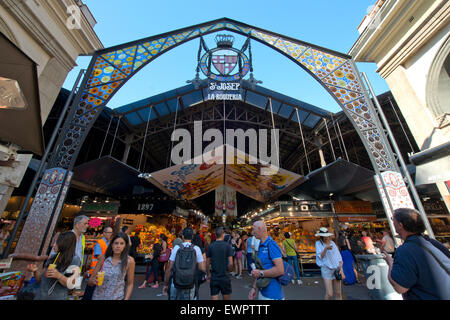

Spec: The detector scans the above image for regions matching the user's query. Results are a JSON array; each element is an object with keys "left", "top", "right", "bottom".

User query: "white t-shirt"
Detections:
[
  {"left": 315, "top": 240, "right": 342, "bottom": 269},
  {"left": 382, "top": 235, "right": 395, "bottom": 253},
  {"left": 169, "top": 242, "right": 204, "bottom": 263},
  {"left": 248, "top": 236, "right": 260, "bottom": 252}
]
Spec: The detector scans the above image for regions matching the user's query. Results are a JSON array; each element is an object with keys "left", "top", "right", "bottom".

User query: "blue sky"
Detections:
[{"left": 63, "top": 0, "right": 387, "bottom": 113}]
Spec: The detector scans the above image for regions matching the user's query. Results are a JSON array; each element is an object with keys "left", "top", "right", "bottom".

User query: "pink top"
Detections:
[{"left": 362, "top": 236, "right": 376, "bottom": 253}]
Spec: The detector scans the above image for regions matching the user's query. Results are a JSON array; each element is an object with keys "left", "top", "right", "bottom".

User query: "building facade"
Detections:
[
  {"left": 349, "top": 0, "right": 450, "bottom": 211},
  {"left": 0, "top": 0, "right": 103, "bottom": 215}
]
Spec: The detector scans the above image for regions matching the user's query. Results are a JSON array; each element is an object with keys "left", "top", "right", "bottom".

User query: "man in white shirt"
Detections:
[
  {"left": 246, "top": 234, "right": 260, "bottom": 275},
  {"left": 72, "top": 215, "right": 89, "bottom": 267},
  {"left": 163, "top": 227, "right": 205, "bottom": 300}
]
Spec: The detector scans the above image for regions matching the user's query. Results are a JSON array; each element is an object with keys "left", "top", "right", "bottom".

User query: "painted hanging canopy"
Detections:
[{"left": 141, "top": 145, "right": 306, "bottom": 202}]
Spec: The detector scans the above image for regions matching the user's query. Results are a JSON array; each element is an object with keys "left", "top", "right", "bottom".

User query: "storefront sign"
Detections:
[
  {"left": 334, "top": 201, "right": 373, "bottom": 214},
  {"left": 119, "top": 200, "right": 175, "bottom": 214},
  {"left": 122, "top": 218, "right": 134, "bottom": 226},
  {"left": 337, "top": 215, "right": 377, "bottom": 222},
  {"left": 81, "top": 202, "right": 120, "bottom": 214},
  {"left": 291, "top": 201, "right": 334, "bottom": 212},
  {"left": 280, "top": 201, "right": 334, "bottom": 215}
]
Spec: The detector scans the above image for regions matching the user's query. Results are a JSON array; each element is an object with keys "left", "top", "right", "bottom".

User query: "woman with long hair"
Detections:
[
  {"left": 157, "top": 233, "right": 170, "bottom": 285},
  {"left": 138, "top": 242, "right": 162, "bottom": 289},
  {"left": 89, "top": 232, "right": 135, "bottom": 300},
  {"left": 231, "top": 231, "right": 243, "bottom": 279},
  {"left": 30, "top": 231, "right": 80, "bottom": 300},
  {"left": 337, "top": 231, "right": 357, "bottom": 285}
]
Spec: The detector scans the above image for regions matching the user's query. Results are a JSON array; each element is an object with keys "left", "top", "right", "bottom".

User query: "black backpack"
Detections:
[{"left": 173, "top": 244, "right": 197, "bottom": 289}]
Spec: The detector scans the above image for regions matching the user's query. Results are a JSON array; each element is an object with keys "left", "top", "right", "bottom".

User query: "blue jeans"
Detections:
[
  {"left": 145, "top": 260, "right": 160, "bottom": 282},
  {"left": 286, "top": 255, "right": 301, "bottom": 280}
]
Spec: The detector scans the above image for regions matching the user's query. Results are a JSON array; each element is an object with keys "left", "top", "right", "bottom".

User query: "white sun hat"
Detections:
[{"left": 315, "top": 227, "right": 333, "bottom": 237}]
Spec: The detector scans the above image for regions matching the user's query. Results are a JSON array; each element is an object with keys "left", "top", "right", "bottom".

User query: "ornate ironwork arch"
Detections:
[{"left": 50, "top": 18, "right": 396, "bottom": 173}]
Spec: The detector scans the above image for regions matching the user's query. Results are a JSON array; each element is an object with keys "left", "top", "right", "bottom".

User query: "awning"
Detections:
[
  {"left": 409, "top": 142, "right": 450, "bottom": 185},
  {"left": 0, "top": 33, "right": 44, "bottom": 155},
  {"left": 72, "top": 156, "right": 155, "bottom": 196},
  {"left": 291, "top": 158, "right": 375, "bottom": 197},
  {"left": 141, "top": 144, "right": 306, "bottom": 202}
]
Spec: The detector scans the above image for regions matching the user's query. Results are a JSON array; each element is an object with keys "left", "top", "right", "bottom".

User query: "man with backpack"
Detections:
[
  {"left": 383, "top": 208, "right": 450, "bottom": 300},
  {"left": 163, "top": 227, "right": 205, "bottom": 300},
  {"left": 248, "top": 220, "right": 285, "bottom": 300}
]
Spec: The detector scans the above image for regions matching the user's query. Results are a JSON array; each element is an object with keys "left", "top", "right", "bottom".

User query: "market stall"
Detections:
[
  {"left": 129, "top": 211, "right": 188, "bottom": 263},
  {"left": 246, "top": 200, "right": 378, "bottom": 274},
  {"left": 247, "top": 201, "right": 336, "bottom": 274},
  {"left": 423, "top": 200, "right": 450, "bottom": 247}
]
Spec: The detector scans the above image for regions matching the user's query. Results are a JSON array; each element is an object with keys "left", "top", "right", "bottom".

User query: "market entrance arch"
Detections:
[{"left": 7, "top": 18, "right": 431, "bottom": 266}]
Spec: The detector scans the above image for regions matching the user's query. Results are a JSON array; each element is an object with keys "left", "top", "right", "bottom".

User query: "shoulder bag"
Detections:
[
  {"left": 251, "top": 252, "right": 271, "bottom": 289},
  {"left": 410, "top": 237, "right": 450, "bottom": 275}
]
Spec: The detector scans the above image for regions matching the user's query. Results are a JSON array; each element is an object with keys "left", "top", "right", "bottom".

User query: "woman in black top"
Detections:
[
  {"left": 138, "top": 242, "right": 162, "bottom": 289},
  {"left": 339, "top": 231, "right": 358, "bottom": 285}
]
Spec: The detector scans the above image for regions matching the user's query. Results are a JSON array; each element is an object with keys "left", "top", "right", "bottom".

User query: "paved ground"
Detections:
[{"left": 129, "top": 265, "right": 371, "bottom": 300}]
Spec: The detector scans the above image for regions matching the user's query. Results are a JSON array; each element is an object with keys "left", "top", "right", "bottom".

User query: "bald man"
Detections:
[{"left": 249, "top": 221, "right": 285, "bottom": 300}]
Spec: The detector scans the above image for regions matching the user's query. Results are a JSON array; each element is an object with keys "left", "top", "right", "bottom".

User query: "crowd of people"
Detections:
[{"left": 8, "top": 207, "right": 450, "bottom": 300}]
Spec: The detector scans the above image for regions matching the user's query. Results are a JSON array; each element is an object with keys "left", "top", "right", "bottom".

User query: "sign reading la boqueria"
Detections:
[
  {"left": 207, "top": 80, "right": 242, "bottom": 100},
  {"left": 197, "top": 34, "right": 250, "bottom": 101}
]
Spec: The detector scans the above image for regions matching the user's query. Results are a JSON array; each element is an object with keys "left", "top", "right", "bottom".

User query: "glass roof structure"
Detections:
[{"left": 114, "top": 80, "right": 330, "bottom": 129}]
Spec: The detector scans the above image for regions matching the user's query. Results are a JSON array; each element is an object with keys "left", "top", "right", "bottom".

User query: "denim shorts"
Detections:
[{"left": 321, "top": 266, "right": 338, "bottom": 280}]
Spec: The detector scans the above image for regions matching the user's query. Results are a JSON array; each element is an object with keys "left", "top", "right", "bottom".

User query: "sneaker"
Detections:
[
  {"left": 297, "top": 279, "right": 303, "bottom": 285},
  {"left": 236, "top": 275, "right": 242, "bottom": 279},
  {"left": 291, "top": 279, "right": 295, "bottom": 284},
  {"left": 151, "top": 284, "right": 159, "bottom": 288},
  {"left": 231, "top": 272, "right": 236, "bottom": 276}
]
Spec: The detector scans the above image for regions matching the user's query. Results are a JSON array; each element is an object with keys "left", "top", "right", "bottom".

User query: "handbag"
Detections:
[
  {"left": 158, "top": 248, "right": 171, "bottom": 263},
  {"left": 334, "top": 268, "right": 342, "bottom": 281}
]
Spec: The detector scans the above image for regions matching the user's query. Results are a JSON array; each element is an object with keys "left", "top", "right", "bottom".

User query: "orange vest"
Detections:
[{"left": 89, "top": 238, "right": 108, "bottom": 275}]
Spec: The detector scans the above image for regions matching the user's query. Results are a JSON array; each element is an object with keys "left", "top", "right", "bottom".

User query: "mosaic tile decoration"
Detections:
[
  {"left": 52, "top": 19, "right": 394, "bottom": 171},
  {"left": 13, "top": 168, "right": 69, "bottom": 256}
]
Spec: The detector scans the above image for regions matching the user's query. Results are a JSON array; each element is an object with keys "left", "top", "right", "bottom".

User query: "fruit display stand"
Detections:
[
  {"left": 267, "top": 217, "right": 334, "bottom": 275},
  {"left": 134, "top": 223, "right": 176, "bottom": 262}
]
